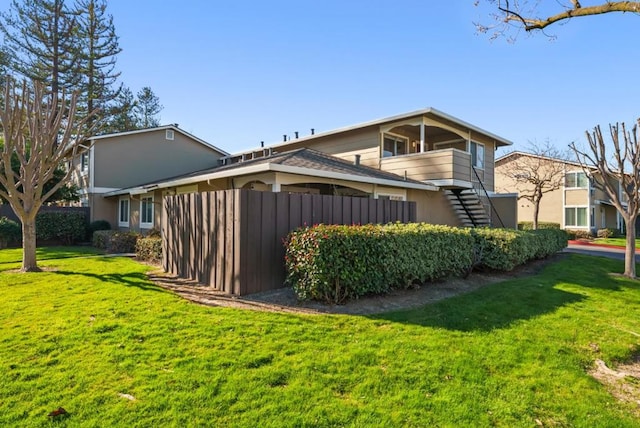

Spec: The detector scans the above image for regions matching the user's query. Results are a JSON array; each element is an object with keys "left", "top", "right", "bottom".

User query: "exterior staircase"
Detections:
[{"left": 445, "top": 189, "right": 491, "bottom": 227}]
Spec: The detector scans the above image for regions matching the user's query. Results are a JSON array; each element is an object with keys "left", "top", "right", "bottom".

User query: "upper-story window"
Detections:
[
  {"left": 81, "top": 152, "right": 89, "bottom": 173},
  {"left": 565, "top": 171, "right": 588, "bottom": 188},
  {"left": 470, "top": 141, "right": 484, "bottom": 169},
  {"left": 382, "top": 134, "right": 408, "bottom": 157}
]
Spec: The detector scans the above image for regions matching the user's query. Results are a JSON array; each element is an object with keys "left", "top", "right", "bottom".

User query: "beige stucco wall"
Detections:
[
  {"left": 93, "top": 129, "right": 224, "bottom": 189},
  {"left": 89, "top": 194, "right": 117, "bottom": 225},
  {"left": 407, "top": 189, "right": 462, "bottom": 226},
  {"left": 564, "top": 189, "right": 588, "bottom": 206}
]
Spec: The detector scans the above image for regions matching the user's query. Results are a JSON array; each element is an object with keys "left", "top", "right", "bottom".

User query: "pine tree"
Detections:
[
  {"left": 0, "top": 0, "right": 81, "bottom": 95},
  {"left": 135, "top": 86, "right": 163, "bottom": 128},
  {"left": 103, "top": 85, "right": 137, "bottom": 133},
  {"left": 75, "top": 0, "right": 121, "bottom": 132}
]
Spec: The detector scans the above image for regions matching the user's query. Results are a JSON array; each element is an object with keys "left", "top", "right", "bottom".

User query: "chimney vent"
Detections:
[
  {"left": 260, "top": 141, "right": 264, "bottom": 148},
  {"left": 354, "top": 154, "right": 361, "bottom": 166},
  {"left": 295, "top": 131, "right": 299, "bottom": 139},
  {"left": 311, "top": 128, "right": 315, "bottom": 135},
  {"left": 283, "top": 134, "right": 287, "bottom": 142}
]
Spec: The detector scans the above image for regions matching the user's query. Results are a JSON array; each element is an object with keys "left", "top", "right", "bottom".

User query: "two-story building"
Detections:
[
  {"left": 69, "top": 125, "right": 228, "bottom": 229},
  {"left": 495, "top": 151, "right": 622, "bottom": 232},
  {"left": 100, "top": 108, "right": 517, "bottom": 231}
]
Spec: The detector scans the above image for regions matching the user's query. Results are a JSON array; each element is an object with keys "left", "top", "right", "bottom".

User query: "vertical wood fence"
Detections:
[{"left": 163, "top": 189, "right": 416, "bottom": 295}]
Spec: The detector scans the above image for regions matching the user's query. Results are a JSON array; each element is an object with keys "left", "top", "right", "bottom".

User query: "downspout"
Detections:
[{"left": 420, "top": 122, "right": 425, "bottom": 153}]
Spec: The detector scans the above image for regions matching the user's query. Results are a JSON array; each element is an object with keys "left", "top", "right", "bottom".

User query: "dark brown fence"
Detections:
[{"left": 163, "top": 189, "right": 416, "bottom": 295}]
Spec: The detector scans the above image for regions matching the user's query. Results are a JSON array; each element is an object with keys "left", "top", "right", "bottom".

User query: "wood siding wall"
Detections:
[
  {"left": 380, "top": 149, "right": 472, "bottom": 182},
  {"left": 163, "top": 189, "right": 416, "bottom": 295}
]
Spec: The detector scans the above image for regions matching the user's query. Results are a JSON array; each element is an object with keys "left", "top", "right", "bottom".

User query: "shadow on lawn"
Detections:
[
  {"left": 53, "top": 270, "right": 164, "bottom": 292},
  {"left": 370, "top": 254, "right": 619, "bottom": 332}
]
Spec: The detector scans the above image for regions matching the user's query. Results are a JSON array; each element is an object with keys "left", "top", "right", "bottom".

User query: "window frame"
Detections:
[
  {"left": 382, "top": 133, "right": 409, "bottom": 158},
  {"left": 140, "top": 195, "right": 154, "bottom": 229},
  {"left": 565, "top": 206, "right": 588, "bottom": 228},
  {"left": 470, "top": 141, "right": 485, "bottom": 169},
  {"left": 81, "top": 152, "right": 89, "bottom": 174},
  {"left": 565, "top": 171, "right": 589, "bottom": 189},
  {"left": 118, "top": 197, "right": 130, "bottom": 227}
]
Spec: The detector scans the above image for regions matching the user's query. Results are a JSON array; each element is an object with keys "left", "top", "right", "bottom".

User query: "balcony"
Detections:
[{"left": 380, "top": 148, "right": 473, "bottom": 188}]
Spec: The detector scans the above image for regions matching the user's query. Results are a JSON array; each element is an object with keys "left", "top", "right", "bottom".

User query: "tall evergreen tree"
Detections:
[
  {"left": 75, "top": 0, "right": 121, "bottom": 132},
  {"left": 0, "top": 0, "right": 81, "bottom": 95},
  {"left": 103, "top": 85, "right": 137, "bottom": 133},
  {"left": 135, "top": 86, "right": 162, "bottom": 128}
]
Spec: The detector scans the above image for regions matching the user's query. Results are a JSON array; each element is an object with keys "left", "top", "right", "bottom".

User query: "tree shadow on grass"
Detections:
[
  {"left": 53, "top": 270, "right": 165, "bottom": 292},
  {"left": 369, "top": 254, "right": 619, "bottom": 332}
]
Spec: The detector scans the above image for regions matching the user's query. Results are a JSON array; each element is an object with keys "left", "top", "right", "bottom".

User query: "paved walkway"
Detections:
[{"left": 565, "top": 240, "right": 639, "bottom": 261}]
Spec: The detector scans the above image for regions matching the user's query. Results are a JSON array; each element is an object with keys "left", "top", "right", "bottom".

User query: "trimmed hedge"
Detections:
[
  {"left": 0, "top": 216, "right": 21, "bottom": 248},
  {"left": 136, "top": 237, "right": 162, "bottom": 263},
  {"left": 285, "top": 224, "right": 568, "bottom": 303},
  {"left": 93, "top": 230, "right": 140, "bottom": 253},
  {"left": 36, "top": 211, "right": 87, "bottom": 244},
  {"left": 565, "top": 229, "right": 593, "bottom": 240},
  {"left": 518, "top": 222, "right": 561, "bottom": 230},
  {"left": 597, "top": 228, "right": 617, "bottom": 238}
]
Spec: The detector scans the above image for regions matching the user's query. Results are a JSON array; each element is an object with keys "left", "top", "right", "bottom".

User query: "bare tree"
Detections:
[
  {"left": 498, "top": 142, "right": 569, "bottom": 229},
  {"left": 570, "top": 121, "right": 640, "bottom": 278},
  {"left": 475, "top": 1, "right": 640, "bottom": 40},
  {"left": 0, "top": 79, "right": 92, "bottom": 271}
]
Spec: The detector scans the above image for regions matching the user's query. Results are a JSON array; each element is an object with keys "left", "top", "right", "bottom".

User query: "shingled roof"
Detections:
[{"left": 104, "top": 148, "right": 437, "bottom": 196}]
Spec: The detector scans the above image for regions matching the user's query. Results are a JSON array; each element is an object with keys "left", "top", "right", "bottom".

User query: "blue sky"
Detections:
[{"left": 4, "top": 1, "right": 640, "bottom": 155}]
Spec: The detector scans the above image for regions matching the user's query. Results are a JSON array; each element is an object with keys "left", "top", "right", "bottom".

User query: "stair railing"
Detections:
[{"left": 471, "top": 166, "right": 505, "bottom": 228}]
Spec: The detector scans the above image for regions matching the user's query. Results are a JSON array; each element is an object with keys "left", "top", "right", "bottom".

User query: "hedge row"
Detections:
[
  {"left": 36, "top": 212, "right": 87, "bottom": 244},
  {"left": 0, "top": 217, "right": 21, "bottom": 247},
  {"left": 93, "top": 230, "right": 139, "bottom": 253},
  {"left": 517, "top": 222, "right": 560, "bottom": 230},
  {"left": 135, "top": 237, "right": 162, "bottom": 263},
  {"left": 285, "top": 224, "right": 568, "bottom": 303}
]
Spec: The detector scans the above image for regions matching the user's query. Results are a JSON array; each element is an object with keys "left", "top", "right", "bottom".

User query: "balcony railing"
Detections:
[{"left": 380, "top": 148, "right": 472, "bottom": 186}]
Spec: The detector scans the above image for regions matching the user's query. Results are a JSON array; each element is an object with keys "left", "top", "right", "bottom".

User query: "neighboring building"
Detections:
[
  {"left": 495, "top": 151, "right": 622, "bottom": 232},
  {"left": 69, "top": 125, "right": 228, "bottom": 228},
  {"left": 103, "top": 108, "right": 517, "bottom": 231}
]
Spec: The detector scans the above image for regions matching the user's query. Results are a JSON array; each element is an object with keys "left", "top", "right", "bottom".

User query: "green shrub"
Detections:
[
  {"left": 0, "top": 216, "right": 21, "bottom": 248},
  {"left": 285, "top": 224, "right": 569, "bottom": 303},
  {"left": 136, "top": 237, "right": 162, "bottom": 263},
  {"left": 597, "top": 228, "right": 617, "bottom": 239},
  {"left": 92, "top": 230, "right": 140, "bottom": 253},
  {"left": 89, "top": 220, "right": 111, "bottom": 236},
  {"left": 566, "top": 229, "right": 593, "bottom": 240},
  {"left": 36, "top": 211, "right": 87, "bottom": 244},
  {"left": 518, "top": 222, "right": 561, "bottom": 230}
]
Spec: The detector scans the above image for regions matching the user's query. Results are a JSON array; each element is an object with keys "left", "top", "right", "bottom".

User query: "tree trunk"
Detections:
[
  {"left": 624, "top": 216, "right": 636, "bottom": 278},
  {"left": 21, "top": 217, "right": 39, "bottom": 272},
  {"left": 533, "top": 200, "right": 540, "bottom": 230}
]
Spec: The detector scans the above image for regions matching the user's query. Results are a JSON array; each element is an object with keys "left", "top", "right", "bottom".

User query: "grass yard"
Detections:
[
  {"left": 0, "top": 248, "right": 639, "bottom": 427},
  {"left": 595, "top": 237, "right": 640, "bottom": 249}
]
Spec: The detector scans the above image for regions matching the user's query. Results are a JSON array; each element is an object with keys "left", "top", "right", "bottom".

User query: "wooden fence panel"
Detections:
[{"left": 163, "top": 189, "right": 416, "bottom": 296}]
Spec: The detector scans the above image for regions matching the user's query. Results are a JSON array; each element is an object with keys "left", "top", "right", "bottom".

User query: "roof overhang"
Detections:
[{"left": 103, "top": 162, "right": 438, "bottom": 197}]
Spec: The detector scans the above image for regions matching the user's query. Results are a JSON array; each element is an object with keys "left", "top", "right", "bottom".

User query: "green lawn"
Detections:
[
  {"left": 1, "top": 249, "right": 639, "bottom": 427},
  {"left": 595, "top": 237, "right": 640, "bottom": 249}
]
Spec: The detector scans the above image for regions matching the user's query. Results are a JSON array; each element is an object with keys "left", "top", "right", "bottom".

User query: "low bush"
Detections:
[
  {"left": 518, "top": 222, "right": 561, "bottom": 230},
  {"left": 92, "top": 230, "right": 140, "bottom": 253},
  {"left": 136, "top": 236, "right": 162, "bottom": 263},
  {"left": 597, "top": 228, "right": 617, "bottom": 239},
  {"left": 285, "top": 224, "right": 568, "bottom": 303},
  {"left": 0, "top": 217, "right": 21, "bottom": 248},
  {"left": 36, "top": 211, "right": 87, "bottom": 244},
  {"left": 565, "top": 229, "right": 593, "bottom": 240},
  {"left": 88, "top": 220, "right": 111, "bottom": 238}
]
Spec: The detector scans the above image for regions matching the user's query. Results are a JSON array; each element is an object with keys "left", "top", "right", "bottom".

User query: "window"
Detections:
[
  {"left": 470, "top": 141, "right": 484, "bottom": 169},
  {"left": 382, "top": 134, "right": 408, "bottom": 157},
  {"left": 166, "top": 129, "right": 175, "bottom": 140},
  {"left": 565, "top": 171, "right": 588, "bottom": 188},
  {"left": 565, "top": 207, "right": 588, "bottom": 227},
  {"left": 81, "top": 152, "right": 89, "bottom": 173},
  {"left": 118, "top": 198, "right": 130, "bottom": 227},
  {"left": 140, "top": 196, "right": 154, "bottom": 228}
]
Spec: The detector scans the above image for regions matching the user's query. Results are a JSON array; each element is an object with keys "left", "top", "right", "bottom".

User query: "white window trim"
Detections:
[
  {"left": 381, "top": 132, "right": 410, "bottom": 158},
  {"left": 118, "top": 197, "right": 130, "bottom": 227},
  {"left": 564, "top": 171, "right": 589, "bottom": 190},
  {"left": 470, "top": 141, "right": 485, "bottom": 170},
  {"left": 564, "top": 205, "right": 589, "bottom": 228},
  {"left": 140, "top": 195, "right": 154, "bottom": 229},
  {"left": 166, "top": 129, "right": 175, "bottom": 140},
  {"left": 80, "top": 152, "right": 89, "bottom": 176}
]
